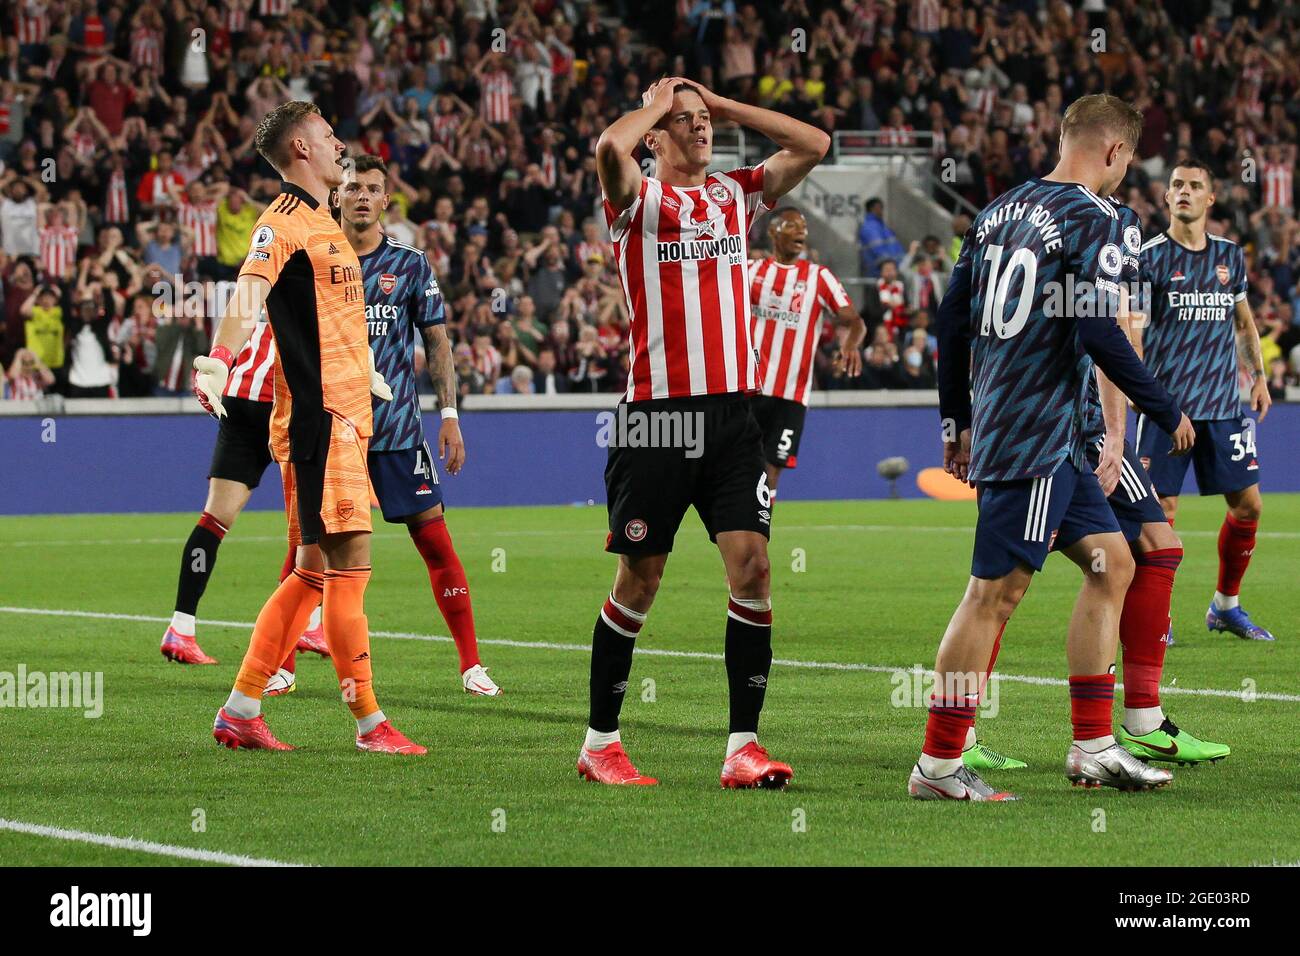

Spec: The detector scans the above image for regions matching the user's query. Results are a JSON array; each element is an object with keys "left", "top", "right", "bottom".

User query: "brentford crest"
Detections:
[
  {"left": 625, "top": 518, "right": 648, "bottom": 542},
  {"left": 707, "top": 182, "right": 733, "bottom": 205},
  {"left": 379, "top": 273, "right": 397, "bottom": 295}
]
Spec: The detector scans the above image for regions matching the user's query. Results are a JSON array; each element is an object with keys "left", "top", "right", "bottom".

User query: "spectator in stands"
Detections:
[
  {"left": 497, "top": 363, "right": 535, "bottom": 395},
  {"left": 152, "top": 312, "right": 207, "bottom": 397},
  {"left": 1, "top": 178, "right": 40, "bottom": 258},
  {"left": 858, "top": 197, "right": 905, "bottom": 278},
  {"left": 18, "top": 284, "right": 64, "bottom": 385},
  {"left": 215, "top": 188, "right": 264, "bottom": 280},
  {"left": 860, "top": 325, "right": 903, "bottom": 390},
  {"left": 6, "top": 347, "right": 54, "bottom": 400},
  {"left": 534, "top": 347, "right": 568, "bottom": 394},
  {"left": 876, "top": 259, "right": 908, "bottom": 339},
  {"left": 64, "top": 299, "right": 115, "bottom": 398}
]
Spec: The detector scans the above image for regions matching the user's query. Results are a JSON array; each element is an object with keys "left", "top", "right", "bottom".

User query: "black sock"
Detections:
[
  {"left": 588, "top": 612, "right": 637, "bottom": 733},
  {"left": 725, "top": 600, "right": 773, "bottom": 734},
  {"left": 174, "top": 515, "right": 225, "bottom": 617}
]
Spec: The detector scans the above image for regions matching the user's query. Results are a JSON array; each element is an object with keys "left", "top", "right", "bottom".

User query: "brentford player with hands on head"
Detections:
[
  {"left": 577, "top": 76, "right": 829, "bottom": 789},
  {"left": 748, "top": 207, "right": 865, "bottom": 494},
  {"left": 192, "top": 101, "right": 424, "bottom": 755},
  {"left": 1132, "top": 160, "right": 1274, "bottom": 642},
  {"left": 914, "top": 94, "right": 1196, "bottom": 801},
  {"left": 263, "top": 154, "right": 501, "bottom": 699}
]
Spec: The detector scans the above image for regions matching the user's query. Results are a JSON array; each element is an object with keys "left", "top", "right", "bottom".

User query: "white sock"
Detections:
[
  {"left": 307, "top": 605, "right": 322, "bottom": 629},
  {"left": 918, "top": 753, "right": 962, "bottom": 778},
  {"left": 962, "top": 726, "right": 977, "bottom": 752},
  {"left": 357, "top": 709, "right": 386, "bottom": 735},
  {"left": 1124, "top": 706, "right": 1164, "bottom": 737},
  {"left": 726, "top": 731, "right": 757, "bottom": 757},
  {"left": 1213, "top": 590, "right": 1239, "bottom": 610},
  {"left": 1074, "top": 734, "right": 1116, "bottom": 753},
  {"left": 584, "top": 727, "right": 620, "bottom": 751},
  {"left": 170, "top": 611, "right": 196, "bottom": 636},
  {"left": 223, "top": 689, "right": 260, "bottom": 719}
]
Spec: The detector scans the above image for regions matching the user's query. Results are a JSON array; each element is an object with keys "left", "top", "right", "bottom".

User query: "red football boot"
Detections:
[
  {"left": 577, "top": 742, "right": 658, "bottom": 785},
  {"left": 212, "top": 707, "right": 294, "bottom": 750},
  {"left": 161, "top": 626, "right": 218, "bottom": 664},
  {"left": 295, "top": 623, "right": 330, "bottom": 657},
  {"left": 356, "top": 720, "right": 427, "bottom": 755},
  {"left": 720, "top": 742, "right": 793, "bottom": 790}
]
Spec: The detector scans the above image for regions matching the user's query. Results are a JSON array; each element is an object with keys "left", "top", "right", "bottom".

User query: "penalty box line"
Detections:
[
  {"left": 0, "top": 817, "right": 307, "bottom": 867},
  {"left": 1, "top": 604, "right": 1296, "bottom": 705}
]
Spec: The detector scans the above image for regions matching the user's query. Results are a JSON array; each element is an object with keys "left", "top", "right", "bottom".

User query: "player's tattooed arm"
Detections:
[
  {"left": 1234, "top": 298, "right": 1272, "bottom": 422},
  {"left": 424, "top": 325, "right": 457, "bottom": 410},
  {"left": 424, "top": 325, "right": 466, "bottom": 474}
]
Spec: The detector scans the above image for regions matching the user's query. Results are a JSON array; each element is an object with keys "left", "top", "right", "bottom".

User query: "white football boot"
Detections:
[
  {"left": 264, "top": 667, "right": 296, "bottom": 697},
  {"left": 908, "top": 763, "right": 1019, "bottom": 801},
  {"left": 1065, "top": 743, "right": 1172, "bottom": 790},
  {"left": 462, "top": 664, "right": 502, "bottom": 697}
]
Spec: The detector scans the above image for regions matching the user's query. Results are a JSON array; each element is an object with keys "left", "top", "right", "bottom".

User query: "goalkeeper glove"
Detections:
[
  {"left": 192, "top": 346, "right": 235, "bottom": 419},
  {"left": 369, "top": 346, "right": 393, "bottom": 401}
]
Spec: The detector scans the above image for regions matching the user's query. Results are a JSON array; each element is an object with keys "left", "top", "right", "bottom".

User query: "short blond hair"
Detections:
[{"left": 1060, "top": 94, "right": 1143, "bottom": 149}]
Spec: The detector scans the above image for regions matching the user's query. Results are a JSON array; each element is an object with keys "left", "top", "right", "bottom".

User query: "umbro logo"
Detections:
[{"left": 328, "top": 242, "right": 339, "bottom": 255}]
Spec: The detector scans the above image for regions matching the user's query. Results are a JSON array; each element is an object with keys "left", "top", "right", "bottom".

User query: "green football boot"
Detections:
[
  {"left": 962, "top": 742, "right": 1028, "bottom": 771},
  {"left": 1121, "top": 717, "right": 1230, "bottom": 765}
]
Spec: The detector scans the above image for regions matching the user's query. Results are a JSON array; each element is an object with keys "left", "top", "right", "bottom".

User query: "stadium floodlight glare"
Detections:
[{"left": 876, "top": 456, "right": 910, "bottom": 498}]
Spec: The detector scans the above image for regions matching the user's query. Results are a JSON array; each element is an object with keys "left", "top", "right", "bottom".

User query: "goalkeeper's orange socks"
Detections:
[
  {"left": 170, "top": 511, "right": 228, "bottom": 634},
  {"left": 322, "top": 566, "right": 383, "bottom": 731},
  {"left": 409, "top": 515, "right": 480, "bottom": 672},
  {"left": 226, "top": 566, "right": 324, "bottom": 717}
]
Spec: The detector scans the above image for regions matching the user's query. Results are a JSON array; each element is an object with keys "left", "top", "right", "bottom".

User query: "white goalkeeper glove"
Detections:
[
  {"left": 192, "top": 347, "right": 234, "bottom": 419},
  {"left": 369, "top": 346, "right": 393, "bottom": 401}
]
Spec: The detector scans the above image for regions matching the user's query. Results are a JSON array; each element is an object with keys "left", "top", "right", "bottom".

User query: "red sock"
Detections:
[
  {"left": 1216, "top": 512, "right": 1257, "bottom": 597},
  {"left": 1120, "top": 548, "right": 1181, "bottom": 710},
  {"left": 922, "top": 695, "right": 978, "bottom": 759},
  {"left": 1069, "top": 674, "right": 1115, "bottom": 740},
  {"left": 978, "top": 622, "right": 1006, "bottom": 701},
  {"left": 410, "top": 515, "right": 479, "bottom": 672}
]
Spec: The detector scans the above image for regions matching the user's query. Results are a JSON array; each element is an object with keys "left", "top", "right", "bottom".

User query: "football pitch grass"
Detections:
[{"left": 1, "top": 495, "right": 1296, "bottom": 867}]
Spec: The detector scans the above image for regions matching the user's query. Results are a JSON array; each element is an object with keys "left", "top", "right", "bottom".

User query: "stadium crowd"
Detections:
[{"left": 1, "top": 0, "right": 1298, "bottom": 402}]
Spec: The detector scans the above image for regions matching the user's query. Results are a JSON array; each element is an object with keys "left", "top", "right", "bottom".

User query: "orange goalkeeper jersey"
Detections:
[{"left": 238, "top": 182, "right": 371, "bottom": 463}]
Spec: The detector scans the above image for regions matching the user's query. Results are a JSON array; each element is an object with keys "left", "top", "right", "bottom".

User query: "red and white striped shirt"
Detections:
[
  {"left": 225, "top": 319, "right": 275, "bottom": 402},
  {"left": 605, "top": 166, "right": 768, "bottom": 402},
  {"left": 131, "top": 26, "right": 162, "bottom": 72},
  {"left": 1261, "top": 161, "right": 1293, "bottom": 210},
  {"left": 225, "top": 0, "right": 250, "bottom": 33},
  {"left": 105, "top": 170, "right": 130, "bottom": 222},
  {"left": 479, "top": 71, "right": 513, "bottom": 124},
  {"left": 39, "top": 224, "right": 79, "bottom": 279},
  {"left": 8, "top": 371, "right": 45, "bottom": 400},
  {"left": 539, "top": 151, "right": 558, "bottom": 188},
  {"left": 15, "top": 2, "right": 49, "bottom": 44},
  {"left": 748, "top": 257, "right": 851, "bottom": 405},
  {"left": 258, "top": 0, "right": 291, "bottom": 15},
  {"left": 910, "top": 0, "right": 941, "bottom": 33},
  {"left": 178, "top": 198, "right": 219, "bottom": 256},
  {"left": 880, "top": 124, "right": 915, "bottom": 148},
  {"left": 432, "top": 112, "right": 459, "bottom": 148}
]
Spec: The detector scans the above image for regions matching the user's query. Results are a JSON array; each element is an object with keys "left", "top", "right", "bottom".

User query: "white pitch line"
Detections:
[
  {"left": 0, "top": 818, "right": 306, "bottom": 867},
  {"left": 1, "top": 605, "right": 1296, "bottom": 704},
  {"left": 3, "top": 523, "right": 1297, "bottom": 548}
]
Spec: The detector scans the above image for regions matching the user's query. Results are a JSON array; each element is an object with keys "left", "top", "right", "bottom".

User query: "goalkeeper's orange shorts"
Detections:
[{"left": 282, "top": 415, "right": 372, "bottom": 546}]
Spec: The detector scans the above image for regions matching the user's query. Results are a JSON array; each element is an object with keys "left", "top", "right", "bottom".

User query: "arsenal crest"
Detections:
[
  {"left": 379, "top": 273, "right": 397, "bottom": 295},
  {"left": 336, "top": 499, "right": 355, "bottom": 520},
  {"left": 1215, "top": 264, "right": 1230, "bottom": 285}
]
